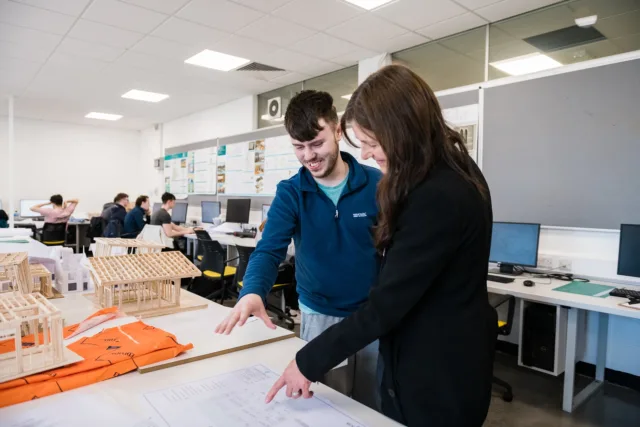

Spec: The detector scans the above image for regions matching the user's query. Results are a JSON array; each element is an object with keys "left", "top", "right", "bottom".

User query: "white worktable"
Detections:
[
  {"left": 0, "top": 236, "right": 53, "bottom": 259},
  {"left": 0, "top": 291, "right": 400, "bottom": 427},
  {"left": 487, "top": 274, "right": 640, "bottom": 413}
]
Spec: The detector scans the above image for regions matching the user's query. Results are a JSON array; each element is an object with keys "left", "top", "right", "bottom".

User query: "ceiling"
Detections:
[{"left": 0, "top": 0, "right": 565, "bottom": 130}]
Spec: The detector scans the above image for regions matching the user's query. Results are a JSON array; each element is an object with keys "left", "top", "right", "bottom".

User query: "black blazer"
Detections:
[{"left": 297, "top": 161, "right": 497, "bottom": 427}]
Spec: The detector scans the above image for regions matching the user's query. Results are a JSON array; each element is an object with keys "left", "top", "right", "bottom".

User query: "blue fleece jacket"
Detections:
[{"left": 239, "top": 152, "right": 382, "bottom": 318}]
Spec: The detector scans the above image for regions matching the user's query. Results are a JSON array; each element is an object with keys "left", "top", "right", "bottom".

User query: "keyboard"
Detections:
[
  {"left": 487, "top": 274, "right": 515, "bottom": 284},
  {"left": 609, "top": 288, "right": 640, "bottom": 300}
]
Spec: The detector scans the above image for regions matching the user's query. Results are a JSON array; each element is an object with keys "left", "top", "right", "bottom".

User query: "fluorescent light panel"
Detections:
[
  {"left": 85, "top": 112, "right": 122, "bottom": 121},
  {"left": 185, "top": 49, "right": 250, "bottom": 71},
  {"left": 341, "top": 94, "right": 352, "bottom": 100},
  {"left": 344, "top": 0, "right": 394, "bottom": 10},
  {"left": 122, "top": 89, "right": 169, "bottom": 103},
  {"left": 490, "top": 53, "right": 562, "bottom": 76}
]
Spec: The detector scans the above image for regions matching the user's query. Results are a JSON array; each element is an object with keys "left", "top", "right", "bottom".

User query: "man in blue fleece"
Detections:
[{"left": 216, "top": 90, "right": 381, "bottom": 409}]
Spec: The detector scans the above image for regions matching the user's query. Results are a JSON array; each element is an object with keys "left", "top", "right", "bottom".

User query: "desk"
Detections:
[
  {"left": 0, "top": 292, "right": 400, "bottom": 427},
  {"left": 487, "top": 276, "right": 640, "bottom": 413},
  {"left": 12, "top": 220, "right": 90, "bottom": 253},
  {"left": 185, "top": 231, "right": 257, "bottom": 259},
  {"left": 0, "top": 236, "right": 53, "bottom": 259}
]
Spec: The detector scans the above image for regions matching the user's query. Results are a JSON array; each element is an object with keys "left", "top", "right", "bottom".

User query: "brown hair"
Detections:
[
  {"left": 342, "top": 65, "right": 487, "bottom": 252},
  {"left": 135, "top": 195, "right": 149, "bottom": 207}
]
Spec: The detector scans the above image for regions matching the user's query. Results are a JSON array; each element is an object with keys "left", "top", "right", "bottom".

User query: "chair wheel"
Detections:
[{"left": 502, "top": 391, "right": 513, "bottom": 402}]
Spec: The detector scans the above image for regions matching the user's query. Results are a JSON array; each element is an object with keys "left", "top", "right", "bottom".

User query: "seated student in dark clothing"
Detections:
[
  {"left": 0, "top": 210, "right": 8, "bottom": 228},
  {"left": 102, "top": 193, "right": 129, "bottom": 237},
  {"left": 123, "top": 195, "right": 150, "bottom": 238}
]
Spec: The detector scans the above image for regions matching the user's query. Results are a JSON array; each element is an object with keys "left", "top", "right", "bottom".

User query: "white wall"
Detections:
[{"left": 0, "top": 118, "right": 143, "bottom": 214}]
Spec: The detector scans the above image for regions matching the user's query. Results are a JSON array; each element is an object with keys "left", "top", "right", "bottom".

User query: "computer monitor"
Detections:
[
  {"left": 262, "top": 204, "right": 270, "bottom": 222},
  {"left": 152, "top": 203, "right": 162, "bottom": 214},
  {"left": 618, "top": 224, "right": 640, "bottom": 278},
  {"left": 489, "top": 222, "right": 541, "bottom": 274},
  {"left": 226, "top": 199, "right": 251, "bottom": 224},
  {"left": 171, "top": 202, "right": 188, "bottom": 225},
  {"left": 201, "top": 201, "right": 221, "bottom": 224},
  {"left": 20, "top": 199, "right": 49, "bottom": 218}
]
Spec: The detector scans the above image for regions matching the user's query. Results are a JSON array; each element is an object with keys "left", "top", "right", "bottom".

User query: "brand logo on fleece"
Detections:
[{"left": 353, "top": 213, "right": 367, "bottom": 218}]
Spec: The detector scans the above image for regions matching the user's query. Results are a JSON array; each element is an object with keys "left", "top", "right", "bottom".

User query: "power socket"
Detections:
[
  {"left": 557, "top": 258, "right": 573, "bottom": 272},
  {"left": 538, "top": 256, "right": 554, "bottom": 270}
]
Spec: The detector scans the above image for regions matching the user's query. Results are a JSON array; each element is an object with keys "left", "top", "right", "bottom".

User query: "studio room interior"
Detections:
[{"left": 0, "top": 0, "right": 639, "bottom": 426}]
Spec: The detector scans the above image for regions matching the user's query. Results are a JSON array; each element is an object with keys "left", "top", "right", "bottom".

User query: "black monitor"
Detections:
[
  {"left": 489, "top": 222, "right": 541, "bottom": 274},
  {"left": 262, "top": 204, "right": 270, "bottom": 222},
  {"left": 171, "top": 202, "right": 188, "bottom": 225},
  {"left": 226, "top": 199, "right": 251, "bottom": 224},
  {"left": 201, "top": 201, "right": 221, "bottom": 224},
  {"left": 618, "top": 224, "right": 640, "bottom": 278},
  {"left": 152, "top": 203, "right": 162, "bottom": 214}
]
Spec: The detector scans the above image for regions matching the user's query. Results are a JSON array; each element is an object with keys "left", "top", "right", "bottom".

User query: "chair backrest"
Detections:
[
  {"left": 42, "top": 222, "right": 66, "bottom": 245},
  {"left": 234, "top": 245, "right": 255, "bottom": 286},
  {"left": 137, "top": 225, "right": 173, "bottom": 248},
  {"left": 195, "top": 229, "right": 212, "bottom": 241},
  {"left": 199, "top": 238, "right": 227, "bottom": 274}
]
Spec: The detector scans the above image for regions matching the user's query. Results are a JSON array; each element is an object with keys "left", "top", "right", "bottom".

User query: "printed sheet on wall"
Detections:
[
  {"left": 217, "top": 140, "right": 266, "bottom": 196},
  {"left": 442, "top": 104, "right": 479, "bottom": 162},
  {"left": 263, "top": 135, "right": 299, "bottom": 195}
]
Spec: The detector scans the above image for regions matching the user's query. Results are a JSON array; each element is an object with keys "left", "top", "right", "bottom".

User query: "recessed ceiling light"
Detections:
[
  {"left": 343, "top": 0, "right": 394, "bottom": 11},
  {"left": 85, "top": 112, "right": 123, "bottom": 121},
  {"left": 260, "top": 114, "right": 285, "bottom": 122},
  {"left": 575, "top": 15, "right": 597, "bottom": 27},
  {"left": 341, "top": 94, "right": 352, "bottom": 100},
  {"left": 185, "top": 49, "right": 250, "bottom": 72},
  {"left": 490, "top": 53, "right": 562, "bottom": 76},
  {"left": 122, "top": 89, "right": 169, "bottom": 103}
]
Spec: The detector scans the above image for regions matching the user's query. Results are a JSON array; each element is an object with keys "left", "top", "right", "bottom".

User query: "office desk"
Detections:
[
  {"left": 0, "top": 292, "right": 400, "bottom": 427},
  {"left": 185, "top": 231, "right": 257, "bottom": 259},
  {"left": 487, "top": 276, "right": 640, "bottom": 413},
  {"left": 0, "top": 236, "right": 53, "bottom": 259},
  {"left": 13, "top": 220, "right": 90, "bottom": 253}
]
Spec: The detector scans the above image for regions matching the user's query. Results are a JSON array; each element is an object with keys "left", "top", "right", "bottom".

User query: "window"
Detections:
[
  {"left": 303, "top": 66, "right": 358, "bottom": 114},
  {"left": 257, "top": 82, "right": 303, "bottom": 129}
]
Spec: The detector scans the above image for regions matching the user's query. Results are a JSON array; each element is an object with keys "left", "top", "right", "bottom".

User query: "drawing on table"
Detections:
[{"left": 143, "top": 364, "right": 367, "bottom": 427}]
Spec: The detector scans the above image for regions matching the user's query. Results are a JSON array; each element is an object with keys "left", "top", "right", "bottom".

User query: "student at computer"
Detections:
[
  {"left": 216, "top": 90, "right": 382, "bottom": 409},
  {"left": 123, "top": 195, "right": 150, "bottom": 238},
  {"left": 30, "top": 195, "right": 78, "bottom": 224},
  {"left": 151, "top": 192, "right": 195, "bottom": 239},
  {"left": 102, "top": 193, "right": 128, "bottom": 237},
  {"left": 0, "top": 210, "right": 8, "bottom": 228},
  {"left": 264, "top": 66, "right": 498, "bottom": 427}
]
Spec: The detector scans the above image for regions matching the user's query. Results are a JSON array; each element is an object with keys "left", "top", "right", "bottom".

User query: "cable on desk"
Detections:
[{"left": 521, "top": 268, "right": 589, "bottom": 283}]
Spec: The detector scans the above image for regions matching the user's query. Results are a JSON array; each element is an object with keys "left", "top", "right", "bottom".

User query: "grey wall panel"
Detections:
[
  {"left": 483, "top": 59, "right": 640, "bottom": 229},
  {"left": 437, "top": 89, "right": 479, "bottom": 109}
]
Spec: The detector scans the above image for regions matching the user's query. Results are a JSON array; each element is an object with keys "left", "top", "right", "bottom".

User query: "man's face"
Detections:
[
  {"left": 120, "top": 197, "right": 129, "bottom": 207},
  {"left": 291, "top": 119, "right": 341, "bottom": 179},
  {"left": 167, "top": 200, "right": 176, "bottom": 210},
  {"left": 141, "top": 199, "right": 150, "bottom": 211}
]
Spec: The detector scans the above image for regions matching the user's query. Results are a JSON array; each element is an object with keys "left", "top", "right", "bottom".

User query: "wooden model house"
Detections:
[{"left": 93, "top": 238, "right": 165, "bottom": 257}]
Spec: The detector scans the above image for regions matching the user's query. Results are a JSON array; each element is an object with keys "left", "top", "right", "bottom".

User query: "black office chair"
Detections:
[
  {"left": 41, "top": 223, "right": 67, "bottom": 246},
  {"left": 233, "top": 245, "right": 295, "bottom": 330},
  {"left": 196, "top": 238, "right": 237, "bottom": 302},
  {"left": 194, "top": 229, "right": 211, "bottom": 264},
  {"left": 489, "top": 293, "right": 516, "bottom": 402}
]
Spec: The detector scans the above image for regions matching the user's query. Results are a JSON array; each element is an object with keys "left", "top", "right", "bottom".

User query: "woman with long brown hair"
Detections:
[{"left": 265, "top": 65, "right": 497, "bottom": 426}]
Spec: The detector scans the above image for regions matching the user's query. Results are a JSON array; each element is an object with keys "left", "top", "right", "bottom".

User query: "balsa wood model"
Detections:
[
  {"left": 93, "top": 238, "right": 165, "bottom": 257},
  {"left": 0, "top": 252, "right": 33, "bottom": 295}
]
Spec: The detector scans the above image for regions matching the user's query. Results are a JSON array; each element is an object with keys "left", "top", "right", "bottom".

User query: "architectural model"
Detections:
[
  {"left": 0, "top": 252, "right": 33, "bottom": 295},
  {"left": 0, "top": 292, "right": 76, "bottom": 382},
  {"left": 88, "top": 251, "right": 202, "bottom": 316},
  {"left": 93, "top": 238, "right": 166, "bottom": 257},
  {"left": 29, "top": 264, "right": 54, "bottom": 298}
]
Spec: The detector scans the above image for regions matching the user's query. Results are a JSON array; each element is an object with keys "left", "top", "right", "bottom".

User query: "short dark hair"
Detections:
[
  {"left": 0, "top": 210, "right": 8, "bottom": 221},
  {"left": 50, "top": 194, "right": 63, "bottom": 206},
  {"left": 135, "top": 195, "right": 149, "bottom": 207},
  {"left": 284, "top": 90, "right": 338, "bottom": 142},
  {"left": 161, "top": 192, "right": 176, "bottom": 203},
  {"left": 114, "top": 193, "right": 129, "bottom": 203}
]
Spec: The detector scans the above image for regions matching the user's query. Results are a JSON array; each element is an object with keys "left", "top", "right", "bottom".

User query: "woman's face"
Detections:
[{"left": 352, "top": 122, "right": 387, "bottom": 174}]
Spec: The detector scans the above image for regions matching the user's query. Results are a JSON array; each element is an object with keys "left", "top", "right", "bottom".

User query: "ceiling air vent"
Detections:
[
  {"left": 236, "top": 62, "right": 284, "bottom": 72},
  {"left": 524, "top": 26, "right": 605, "bottom": 53}
]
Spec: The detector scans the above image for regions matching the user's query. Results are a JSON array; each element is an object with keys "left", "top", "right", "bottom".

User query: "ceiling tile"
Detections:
[
  {"left": 177, "top": 0, "right": 264, "bottom": 33},
  {"left": 0, "top": 21, "right": 62, "bottom": 51},
  {"left": 237, "top": 15, "right": 316, "bottom": 48},
  {"left": 378, "top": 32, "right": 430, "bottom": 53},
  {"left": 116, "top": 50, "right": 187, "bottom": 74},
  {"left": 0, "top": 39, "right": 53, "bottom": 62},
  {"left": 82, "top": 0, "right": 168, "bottom": 33},
  {"left": 58, "top": 37, "right": 125, "bottom": 61},
  {"left": 15, "top": 0, "right": 91, "bottom": 16},
  {"left": 453, "top": 0, "right": 503, "bottom": 9},
  {"left": 417, "top": 12, "right": 487, "bottom": 40},
  {"left": 231, "top": 0, "right": 294, "bottom": 13},
  {"left": 272, "top": 0, "right": 363, "bottom": 31},
  {"left": 260, "top": 48, "right": 328, "bottom": 73},
  {"left": 291, "top": 33, "right": 362, "bottom": 60},
  {"left": 374, "top": 0, "right": 467, "bottom": 31},
  {"left": 475, "top": 0, "right": 560, "bottom": 23},
  {"left": 212, "top": 34, "right": 279, "bottom": 62},
  {"left": 152, "top": 17, "right": 228, "bottom": 48},
  {"left": 0, "top": 0, "right": 75, "bottom": 34},
  {"left": 67, "top": 19, "right": 145, "bottom": 49},
  {"left": 268, "top": 71, "right": 309, "bottom": 84},
  {"left": 326, "top": 14, "right": 407, "bottom": 51},
  {"left": 330, "top": 46, "right": 379, "bottom": 66},
  {"left": 43, "top": 52, "right": 110, "bottom": 75},
  {"left": 120, "top": 0, "right": 191, "bottom": 15},
  {"left": 133, "top": 35, "right": 202, "bottom": 61}
]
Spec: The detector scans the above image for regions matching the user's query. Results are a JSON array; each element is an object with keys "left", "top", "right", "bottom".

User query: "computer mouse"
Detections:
[{"left": 523, "top": 280, "right": 534, "bottom": 287}]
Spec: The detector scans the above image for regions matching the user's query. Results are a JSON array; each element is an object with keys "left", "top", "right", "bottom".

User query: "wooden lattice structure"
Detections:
[
  {"left": 0, "top": 253, "right": 33, "bottom": 295},
  {"left": 0, "top": 293, "right": 67, "bottom": 382},
  {"left": 29, "top": 264, "right": 54, "bottom": 298},
  {"left": 93, "top": 238, "right": 166, "bottom": 257},
  {"left": 88, "top": 252, "right": 202, "bottom": 316}
]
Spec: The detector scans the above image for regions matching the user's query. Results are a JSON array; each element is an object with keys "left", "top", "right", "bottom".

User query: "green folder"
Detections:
[{"left": 553, "top": 281, "right": 615, "bottom": 298}]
